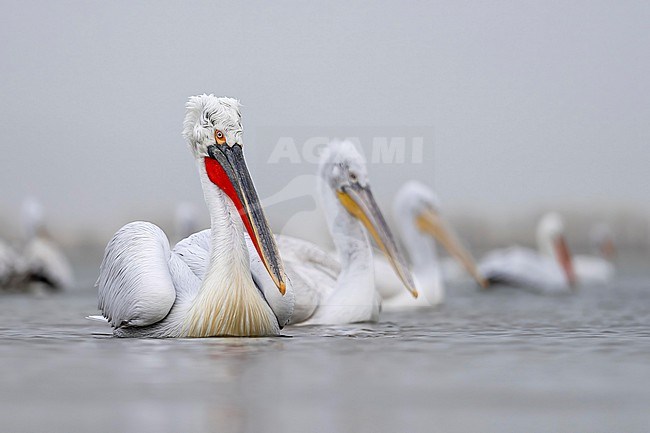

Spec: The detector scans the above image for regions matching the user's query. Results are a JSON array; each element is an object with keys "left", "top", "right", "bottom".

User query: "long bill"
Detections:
[
  {"left": 205, "top": 144, "right": 287, "bottom": 294},
  {"left": 554, "top": 235, "right": 577, "bottom": 289},
  {"left": 415, "top": 208, "right": 488, "bottom": 289},
  {"left": 337, "top": 183, "right": 418, "bottom": 298}
]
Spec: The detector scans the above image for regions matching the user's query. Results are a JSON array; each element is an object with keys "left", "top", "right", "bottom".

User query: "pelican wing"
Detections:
[
  {"left": 275, "top": 234, "right": 340, "bottom": 278},
  {"left": 274, "top": 235, "right": 339, "bottom": 324},
  {"left": 97, "top": 222, "right": 177, "bottom": 328},
  {"left": 172, "top": 228, "right": 211, "bottom": 279}
]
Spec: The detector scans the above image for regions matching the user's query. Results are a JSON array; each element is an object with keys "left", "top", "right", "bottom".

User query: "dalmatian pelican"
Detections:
[
  {"left": 91, "top": 95, "right": 293, "bottom": 337},
  {"left": 21, "top": 198, "right": 75, "bottom": 291},
  {"left": 281, "top": 140, "right": 417, "bottom": 325},
  {"left": 374, "top": 181, "right": 487, "bottom": 308},
  {"left": 479, "top": 212, "right": 577, "bottom": 293}
]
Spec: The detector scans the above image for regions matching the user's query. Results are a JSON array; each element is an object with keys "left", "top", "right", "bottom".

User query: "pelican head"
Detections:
[
  {"left": 182, "top": 94, "right": 286, "bottom": 295},
  {"left": 536, "top": 212, "right": 576, "bottom": 287},
  {"left": 395, "top": 181, "right": 487, "bottom": 288},
  {"left": 183, "top": 95, "right": 243, "bottom": 156},
  {"left": 319, "top": 140, "right": 418, "bottom": 298}
]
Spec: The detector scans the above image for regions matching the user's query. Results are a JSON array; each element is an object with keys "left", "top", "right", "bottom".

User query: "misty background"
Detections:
[{"left": 1, "top": 1, "right": 648, "bottom": 252}]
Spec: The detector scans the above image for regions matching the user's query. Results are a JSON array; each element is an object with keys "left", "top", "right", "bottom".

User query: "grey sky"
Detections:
[{"left": 1, "top": 1, "right": 648, "bottom": 239}]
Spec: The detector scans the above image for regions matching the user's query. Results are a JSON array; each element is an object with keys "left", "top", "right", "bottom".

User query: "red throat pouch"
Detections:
[{"left": 204, "top": 157, "right": 264, "bottom": 261}]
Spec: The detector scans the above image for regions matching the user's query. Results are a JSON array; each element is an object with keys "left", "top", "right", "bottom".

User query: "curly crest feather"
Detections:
[{"left": 182, "top": 94, "right": 243, "bottom": 157}]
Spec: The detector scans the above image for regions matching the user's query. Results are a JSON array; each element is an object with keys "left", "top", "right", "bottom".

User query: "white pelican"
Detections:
[
  {"left": 20, "top": 198, "right": 74, "bottom": 291},
  {"left": 92, "top": 95, "right": 293, "bottom": 338},
  {"left": 374, "top": 181, "right": 487, "bottom": 309},
  {"left": 573, "top": 223, "right": 616, "bottom": 285},
  {"left": 479, "top": 212, "right": 577, "bottom": 293},
  {"left": 278, "top": 140, "right": 417, "bottom": 325}
]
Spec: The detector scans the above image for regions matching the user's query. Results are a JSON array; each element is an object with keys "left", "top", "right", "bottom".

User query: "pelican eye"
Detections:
[
  {"left": 349, "top": 172, "right": 358, "bottom": 182},
  {"left": 214, "top": 129, "right": 226, "bottom": 145}
]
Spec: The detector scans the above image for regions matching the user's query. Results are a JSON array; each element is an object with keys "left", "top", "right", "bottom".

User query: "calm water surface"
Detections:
[{"left": 1, "top": 255, "right": 649, "bottom": 433}]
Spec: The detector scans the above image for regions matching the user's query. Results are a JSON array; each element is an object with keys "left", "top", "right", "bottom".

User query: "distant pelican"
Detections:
[
  {"left": 184, "top": 141, "right": 418, "bottom": 325},
  {"left": 479, "top": 212, "right": 576, "bottom": 293},
  {"left": 21, "top": 198, "right": 74, "bottom": 291},
  {"left": 92, "top": 95, "right": 293, "bottom": 338},
  {"left": 573, "top": 223, "right": 616, "bottom": 285},
  {"left": 374, "top": 181, "right": 487, "bottom": 308}
]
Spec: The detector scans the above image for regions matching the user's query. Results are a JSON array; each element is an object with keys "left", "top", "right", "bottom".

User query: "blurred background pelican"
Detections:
[
  {"left": 374, "top": 181, "right": 486, "bottom": 308},
  {"left": 479, "top": 212, "right": 576, "bottom": 293},
  {"left": 19, "top": 198, "right": 74, "bottom": 292}
]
